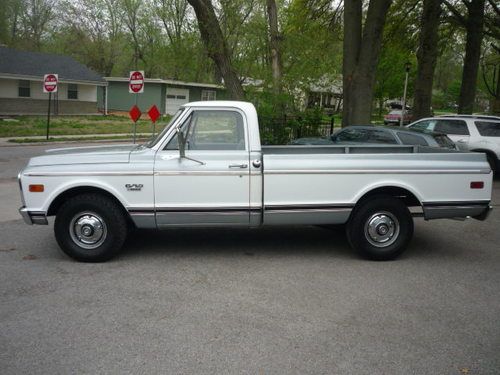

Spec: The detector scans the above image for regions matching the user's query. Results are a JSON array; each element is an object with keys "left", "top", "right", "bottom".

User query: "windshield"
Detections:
[{"left": 145, "top": 108, "right": 185, "bottom": 148}]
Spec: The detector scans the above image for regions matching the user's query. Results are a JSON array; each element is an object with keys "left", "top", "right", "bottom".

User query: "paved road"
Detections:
[{"left": 1, "top": 144, "right": 500, "bottom": 374}]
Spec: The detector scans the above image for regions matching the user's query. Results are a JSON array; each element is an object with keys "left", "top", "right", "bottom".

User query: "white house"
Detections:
[{"left": 0, "top": 46, "right": 106, "bottom": 115}]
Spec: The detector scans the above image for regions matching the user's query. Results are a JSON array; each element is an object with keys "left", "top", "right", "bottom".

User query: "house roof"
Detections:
[
  {"left": 105, "top": 76, "right": 224, "bottom": 89},
  {"left": 0, "top": 47, "right": 105, "bottom": 85}
]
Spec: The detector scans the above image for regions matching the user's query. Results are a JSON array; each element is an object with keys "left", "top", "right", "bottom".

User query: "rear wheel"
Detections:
[
  {"left": 346, "top": 196, "right": 413, "bottom": 261},
  {"left": 54, "top": 193, "right": 127, "bottom": 262}
]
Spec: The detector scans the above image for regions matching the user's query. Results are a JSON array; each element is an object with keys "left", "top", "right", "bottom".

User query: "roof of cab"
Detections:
[{"left": 182, "top": 100, "right": 256, "bottom": 110}]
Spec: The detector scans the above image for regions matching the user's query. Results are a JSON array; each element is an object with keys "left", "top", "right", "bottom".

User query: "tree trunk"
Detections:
[
  {"left": 187, "top": 0, "right": 245, "bottom": 100},
  {"left": 266, "top": 0, "right": 282, "bottom": 94},
  {"left": 413, "top": 0, "right": 441, "bottom": 120},
  {"left": 342, "top": 0, "right": 362, "bottom": 127},
  {"left": 493, "top": 68, "right": 500, "bottom": 115},
  {"left": 342, "top": 0, "right": 392, "bottom": 127},
  {"left": 458, "top": 0, "right": 486, "bottom": 114}
]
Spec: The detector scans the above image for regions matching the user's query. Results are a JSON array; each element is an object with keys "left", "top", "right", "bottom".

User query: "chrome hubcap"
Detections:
[
  {"left": 364, "top": 211, "right": 400, "bottom": 248},
  {"left": 69, "top": 212, "right": 107, "bottom": 249}
]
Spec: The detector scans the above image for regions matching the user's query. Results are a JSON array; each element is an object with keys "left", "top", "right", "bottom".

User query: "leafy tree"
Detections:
[
  {"left": 187, "top": 0, "right": 245, "bottom": 99},
  {"left": 413, "top": 0, "right": 442, "bottom": 120}
]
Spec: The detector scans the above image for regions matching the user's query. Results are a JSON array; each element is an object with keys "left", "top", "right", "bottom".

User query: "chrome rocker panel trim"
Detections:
[{"left": 422, "top": 201, "right": 492, "bottom": 220}]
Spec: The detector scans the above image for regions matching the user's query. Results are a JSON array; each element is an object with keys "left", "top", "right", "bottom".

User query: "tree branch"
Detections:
[{"left": 443, "top": 0, "right": 467, "bottom": 25}]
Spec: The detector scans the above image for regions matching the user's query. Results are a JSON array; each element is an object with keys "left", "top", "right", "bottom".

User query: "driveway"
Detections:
[{"left": 1, "top": 144, "right": 499, "bottom": 374}]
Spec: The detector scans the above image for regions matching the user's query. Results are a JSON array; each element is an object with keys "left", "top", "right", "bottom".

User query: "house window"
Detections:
[
  {"left": 68, "top": 84, "right": 78, "bottom": 99},
  {"left": 18, "top": 80, "right": 31, "bottom": 97},
  {"left": 201, "top": 90, "right": 216, "bottom": 101}
]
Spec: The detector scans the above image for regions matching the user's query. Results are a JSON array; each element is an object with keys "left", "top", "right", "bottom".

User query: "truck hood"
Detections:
[{"left": 27, "top": 144, "right": 138, "bottom": 167}]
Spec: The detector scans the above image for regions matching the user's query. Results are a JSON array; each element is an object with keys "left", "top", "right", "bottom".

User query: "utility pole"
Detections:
[{"left": 400, "top": 62, "right": 411, "bottom": 127}]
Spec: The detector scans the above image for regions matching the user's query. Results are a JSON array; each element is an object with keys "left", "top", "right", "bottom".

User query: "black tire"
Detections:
[
  {"left": 54, "top": 193, "right": 127, "bottom": 262},
  {"left": 346, "top": 196, "right": 413, "bottom": 261}
]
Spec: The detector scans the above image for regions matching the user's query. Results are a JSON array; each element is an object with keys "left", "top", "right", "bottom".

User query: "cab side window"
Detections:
[{"left": 166, "top": 110, "right": 245, "bottom": 151}]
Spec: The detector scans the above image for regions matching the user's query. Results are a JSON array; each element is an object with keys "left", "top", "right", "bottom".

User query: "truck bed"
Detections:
[{"left": 261, "top": 145, "right": 492, "bottom": 225}]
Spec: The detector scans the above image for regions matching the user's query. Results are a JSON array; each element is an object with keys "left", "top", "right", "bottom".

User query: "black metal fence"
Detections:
[{"left": 258, "top": 115, "right": 335, "bottom": 145}]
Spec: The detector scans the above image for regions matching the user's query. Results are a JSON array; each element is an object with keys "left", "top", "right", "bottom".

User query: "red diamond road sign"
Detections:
[
  {"left": 129, "top": 105, "right": 142, "bottom": 122},
  {"left": 43, "top": 74, "right": 58, "bottom": 93},
  {"left": 129, "top": 70, "right": 144, "bottom": 93},
  {"left": 148, "top": 105, "right": 160, "bottom": 123}
]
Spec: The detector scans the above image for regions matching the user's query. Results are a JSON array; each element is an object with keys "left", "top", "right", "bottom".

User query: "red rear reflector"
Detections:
[
  {"left": 29, "top": 184, "right": 44, "bottom": 192},
  {"left": 470, "top": 181, "right": 484, "bottom": 189}
]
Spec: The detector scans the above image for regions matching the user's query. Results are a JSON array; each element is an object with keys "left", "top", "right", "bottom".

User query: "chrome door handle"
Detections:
[{"left": 228, "top": 163, "right": 248, "bottom": 169}]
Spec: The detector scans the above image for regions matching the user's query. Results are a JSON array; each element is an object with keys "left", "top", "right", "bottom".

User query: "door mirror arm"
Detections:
[{"left": 176, "top": 127, "right": 205, "bottom": 165}]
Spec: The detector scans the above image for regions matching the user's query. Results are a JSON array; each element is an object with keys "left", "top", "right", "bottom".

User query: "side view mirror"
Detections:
[{"left": 175, "top": 127, "right": 204, "bottom": 165}]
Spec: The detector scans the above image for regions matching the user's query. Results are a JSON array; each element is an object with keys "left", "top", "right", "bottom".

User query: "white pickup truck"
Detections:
[{"left": 18, "top": 101, "right": 493, "bottom": 262}]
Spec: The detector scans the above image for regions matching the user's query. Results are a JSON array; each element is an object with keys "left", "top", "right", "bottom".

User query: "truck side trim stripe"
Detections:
[
  {"left": 24, "top": 171, "right": 153, "bottom": 176},
  {"left": 422, "top": 200, "right": 490, "bottom": 207},
  {"left": 264, "top": 169, "right": 490, "bottom": 175},
  {"left": 128, "top": 207, "right": 261, "bottom": 213},
  {"left": 264, "top": 204, "right": 354, "bottom": 210}
]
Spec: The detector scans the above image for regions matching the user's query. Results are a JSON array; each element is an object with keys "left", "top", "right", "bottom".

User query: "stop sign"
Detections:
[
  {"left": 129, "top": 71, "right": 144, "bottom": 93},
  {"left": 43, "top": 74, "right": 58, "bottom": 93}
]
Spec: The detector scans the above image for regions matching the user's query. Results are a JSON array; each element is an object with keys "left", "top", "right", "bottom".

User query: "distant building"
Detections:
[
  {"left": 100, "top": 77, "right": 227, "bottom": 115},
  {"left": 304, "top": 75, "right": 343, "bottom": 114},
  {"left": 0, "top": 47, "right": 106, "bottom": 115}
]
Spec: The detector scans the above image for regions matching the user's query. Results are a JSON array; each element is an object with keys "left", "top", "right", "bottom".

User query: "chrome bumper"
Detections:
[
  {"left": 422, "top": 202, "right": 492, "bottom": 221},
  {"left": 19, "top": 207, "right": 48, "bottom": 225}
]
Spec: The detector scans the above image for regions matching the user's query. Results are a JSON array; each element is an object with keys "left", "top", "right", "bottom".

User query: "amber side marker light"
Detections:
[
  {"left": 470, "top": 181, "right": 484, "bottom": 189},
  {"left": 29, "top": 184, "right": 44, "bottom": 192}
]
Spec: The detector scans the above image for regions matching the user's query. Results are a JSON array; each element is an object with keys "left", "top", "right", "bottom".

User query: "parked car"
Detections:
[
  {"left": 384, "top": 110, "right": 412, "bottom": 125},
  {"left": 407, "top": 116, "right": 500, "bottom": 171},
  {"left": 291, "top": 125, "right": 457, "bottom": 150},
  {"left": 18, "top": 102, "right": 492, "bottom": 262}
]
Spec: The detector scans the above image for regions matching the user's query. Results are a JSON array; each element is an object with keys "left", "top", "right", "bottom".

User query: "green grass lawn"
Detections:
[{"left": 0, "top": 115, "right": 170, "bottom": 137}]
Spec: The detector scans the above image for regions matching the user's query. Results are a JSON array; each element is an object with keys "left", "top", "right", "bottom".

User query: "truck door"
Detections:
[{"left": 153, "top": 108, "right": 251, "bottom": 226}]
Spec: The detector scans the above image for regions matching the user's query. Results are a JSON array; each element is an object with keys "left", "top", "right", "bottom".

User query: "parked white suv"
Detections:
[{"left": 407, "top": 116, "right": 500, "bottom": 171}]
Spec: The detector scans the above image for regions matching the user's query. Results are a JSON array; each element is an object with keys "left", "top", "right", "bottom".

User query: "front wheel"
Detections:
[
  {"left": 54, "top": 193, "right": 127, "bottom": 262},
  {"left": 346, "top": 196, "right": 413, "bottom": 261}
]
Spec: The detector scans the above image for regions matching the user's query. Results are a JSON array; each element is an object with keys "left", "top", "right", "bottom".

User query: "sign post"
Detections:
[
  {"left": 43, "top": 74, "right": 58, "bottom": 140},
  {"left": 129, "top": 71, "right": 144, "bottom": 143},
  {"left": 147, "top": 105, "right": 160, "bottom": 138},
  {"left": 129, "top": 105, "right": 142, "bottom": 143}
]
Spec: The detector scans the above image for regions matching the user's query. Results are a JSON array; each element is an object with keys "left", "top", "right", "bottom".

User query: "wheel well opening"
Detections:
[
  {"left": 357, "top": 186, "right": 421, "bottom": 207},
  {"left": 471, "top": 149, "right": 496, "bottom": 158},
  {"left": 47, "top": 186, "right": 129, "bottom": 218}
]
